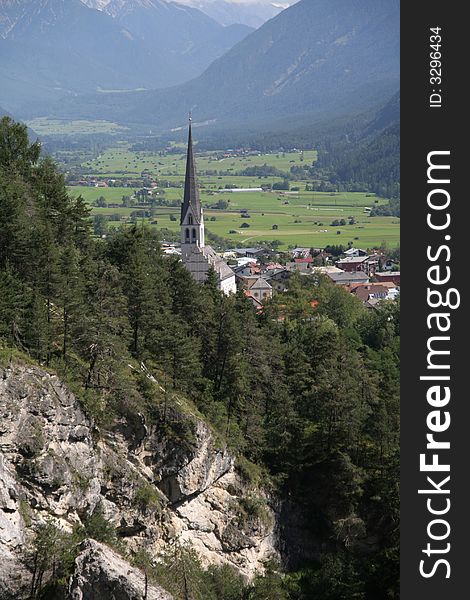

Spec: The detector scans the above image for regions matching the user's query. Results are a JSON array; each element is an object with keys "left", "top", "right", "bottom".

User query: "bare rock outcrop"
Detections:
[
  {"left": 0, "top": 362, "right": 278, "bottom": 598},
  {"left": 69, "top": 540, "right": 173, "bottom": 600}
]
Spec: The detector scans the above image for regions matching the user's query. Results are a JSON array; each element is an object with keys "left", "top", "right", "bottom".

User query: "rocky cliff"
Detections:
[{"left": 0, "top": 362, "right": 277, "bottom": 599}]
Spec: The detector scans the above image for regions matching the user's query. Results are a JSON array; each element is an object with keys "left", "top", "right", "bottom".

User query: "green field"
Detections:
[
  {"left": 27, "top": 118, "right": 128, "bottom": 135},
  {"left": 68, "top": 145, "right": 399, "bottom": 249}
]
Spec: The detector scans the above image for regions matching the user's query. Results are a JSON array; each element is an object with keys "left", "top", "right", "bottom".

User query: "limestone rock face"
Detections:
[
  {"left": 69, "top": 540, "right": 174, "bottom": 600},
  {"left": 156, "top": 420, "right": 234, "bottom": 503},
  {"left": 0, "top": 363, "right": 278, "bottom": 598}
]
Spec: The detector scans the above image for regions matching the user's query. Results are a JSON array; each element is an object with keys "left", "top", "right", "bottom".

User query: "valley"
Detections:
[{"left": 63, "top": 144, "right": 399, "bottom": 249}]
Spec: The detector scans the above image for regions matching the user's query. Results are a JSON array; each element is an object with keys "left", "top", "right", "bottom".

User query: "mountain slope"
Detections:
[
  {"left": 0, "top": 0, "right": 252, "bottom": 114},
  {"left": 0, "top": 0, "right": 167, "bottom": 112},
  {"left": 180, "top": 0, "right": 289, "bottom": 27},
  {"left": 0, "top": 362, "right": 276, "bottom": 597},
  {"left": 47, "top": 0, "right": 399, "bottom": 130},
  {"left": 98, "top": 0, "right": 253, "bottom": 84},
  {"left": 316, "top": 92, "right": 400, "bottom": 199}
]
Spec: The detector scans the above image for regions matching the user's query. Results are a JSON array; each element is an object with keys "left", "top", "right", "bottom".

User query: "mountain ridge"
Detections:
[
  {"left": 42, "top": 0, "right": 399, "bottom": 131},
  {"left": 0, "top": 0, "right": 252, "bottom": 114}
]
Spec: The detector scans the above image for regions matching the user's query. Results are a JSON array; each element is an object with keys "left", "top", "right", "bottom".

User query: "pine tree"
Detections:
[
  {"left": 57, "top": 244, "right": 85, "bottom": 362},
  {"left": 78, "top": 260, "right": 131, "bottom": 392}
]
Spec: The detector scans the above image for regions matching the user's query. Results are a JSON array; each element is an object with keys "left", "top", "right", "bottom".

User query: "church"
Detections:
[{"left": 180, "top": 120, "right": 236, "bottom": 294}]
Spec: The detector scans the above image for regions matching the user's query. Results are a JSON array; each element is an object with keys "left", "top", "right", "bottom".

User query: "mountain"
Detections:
[
  {"left": 93, "top": 0, "right": 253, "bottom": 84},
  {"left": 179, "top": 0, "right": 290, "bottom": 28},
  {"left": 0, "top": 0, "right": 167, "bottom": 113},
  {"left": 84, "top": 0, "right": 291, "bottom": 28},
  {"left": 46, "top": 0, "right": 399, "bottom": 131},
  {"left": 0, "top": 0, "right": 251, "bottom": 115},
  {"left": 315, "top": 92, "right": 400, "bottom": 199},
  {"left": 0, "top": 106, "right": 12, "bottom": 118}
]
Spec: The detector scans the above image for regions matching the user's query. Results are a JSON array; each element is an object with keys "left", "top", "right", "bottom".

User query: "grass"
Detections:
[
  {"left": 26, "top": 118, "right": 128, "bottom": 135},
  {"left": 77, "top": 146, "right": 318, "bottom": 178},
  {"left": 66, "top": 144, "right": 399, "bottom": 250}
]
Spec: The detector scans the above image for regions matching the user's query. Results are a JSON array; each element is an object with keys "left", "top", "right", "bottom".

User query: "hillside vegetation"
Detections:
[{"left": 0, "top": 117, "right": 399, "bottom": 598}]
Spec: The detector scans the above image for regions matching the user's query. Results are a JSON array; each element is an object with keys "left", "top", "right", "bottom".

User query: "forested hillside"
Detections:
[
  {"left": 0, "top": 117, "right": 399, "bottom": 599},
  {"left": 315, "top": 94, "right": 400, "bottom": 200}
]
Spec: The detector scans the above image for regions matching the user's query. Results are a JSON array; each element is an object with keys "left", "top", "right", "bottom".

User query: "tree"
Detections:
[
  {"left": 94, "top": 195, "right": 107, "bottom": 207},
  {"left": 0, "top": 116, "right": 40, "bottom": 176},
  {"left": 92, "top": 214, "right": 108, "bottom": 236},
  {"left": 28, "top": 521, "right": 78, "bottom": 599},
  {"left": 153, "top": 542, "right": 208, "bottom": 600},
  {"left": 57, "top": 244, "right": 85, "bottom": 362},
  {"left": 105, "top": 226, "right": 168, "bottom": 358},
  {"left": 249, "top": 561, "right": 289, "bottom": 600},
  {"left": 77, "top": 260, "right": 131, "bottom": 393}
]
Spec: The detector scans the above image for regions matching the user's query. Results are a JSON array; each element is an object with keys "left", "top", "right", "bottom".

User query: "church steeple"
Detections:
[
  {"left": 180, "top": 116, "right": 205, "bottom": 252},
  {"left": 180, "top": 117, "right": 202, "bottom": 225}
]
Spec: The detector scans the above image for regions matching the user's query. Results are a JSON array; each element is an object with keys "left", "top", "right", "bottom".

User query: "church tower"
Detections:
[
  {"left": 180, "top": 118, "right": 205, "bottom": 259},
  {"left": 179, "top": 118, "right": 236, "bottom": 294}
]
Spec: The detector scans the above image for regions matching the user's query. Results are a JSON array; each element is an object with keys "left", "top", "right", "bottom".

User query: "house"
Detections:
[
  {"left": 291, "top": 247, "right": 312, "bottom": 259},
  {"left": 231, "top": 248, "right": 266, "bottom": 259},
  {"left": 161, "top": 243, "right": 181, "bottom": 256},
  {"left": 266, "top": 268, "right": 293, "bottom": 292},
  {"left": 364, "top": 297, "right": 382, "bottom": 310},
  {"left": 234, "top": 256, "right": 258, "bottom": 270},
  {"left": 312, "top": 266, "right": 344, "bottom": 276},
  {"left": 375, "top": 271, "right": 401, "bottom": 286},
  {"left": 314, "top": 250, "right": 333, "bottom": 262},
  {"left": 261, "top": 262, "right": 284, "bottom": 273},
  {"left": 348, "top": 281, "right": 399, "bottom": 301},
  {"left": 286, "top": 257, "right": 314, "bottom": 273},
  {"left": 243, "top": 290, "right": 264, "bottom": 311},
  {"left": 247, "top": 277, "right": 273, "bottom": 302},
  {"left": 237, "top": 275, "right": 272, "bottom": 301},
  {"left": 336, "top": 255, "right": 378, "bottom": 276},
  {"left": 233, "top": 262, "right": 260, "bottom": 278},
  {"left": 349, "top": 283, "right": 398, "bottom": 303},
  {"left": 327, "top": 271, "right": 370, "bottom": 286},
  {"left": 343, "top": 248, "right": 368, "bottom": 257}
]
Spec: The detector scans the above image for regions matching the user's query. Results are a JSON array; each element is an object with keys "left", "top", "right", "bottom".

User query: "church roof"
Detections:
[
  {"left": 249, "top": 277, "right": 272, "bottom": 290},
  {"left": 180, "top": 120, "right": 202, "bottom": 225},
  {"left": 203, "top": 246, "right": 235, "bottom": 281}
]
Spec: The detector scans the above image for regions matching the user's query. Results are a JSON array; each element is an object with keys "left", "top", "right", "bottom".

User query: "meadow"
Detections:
[
  {"left": 68, "top": 145, "right": 400, "bottom": 249},
  {"left": 26, "top": 118, "right": 128, "bottom": 135}
]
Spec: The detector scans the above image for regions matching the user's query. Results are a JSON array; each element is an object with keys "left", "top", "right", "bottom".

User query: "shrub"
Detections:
[
  {"left": 81, "top": 506, "right": 117, "bottom": 545},
  {"left": 134, "top": 483, "right": 162, "bottom": 515}
]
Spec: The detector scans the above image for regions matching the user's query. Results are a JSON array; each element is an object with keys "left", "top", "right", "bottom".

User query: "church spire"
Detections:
[{"left": 180, "top": 116, "right": 202, "bottom": 225}]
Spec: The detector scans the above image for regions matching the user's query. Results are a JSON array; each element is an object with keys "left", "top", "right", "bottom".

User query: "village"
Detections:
[
  {"left": 160, "top": 119, "right": 400, "bottom": 311},
  {"left": 163, "top": 239, "right": 400, "bottom": 310}
]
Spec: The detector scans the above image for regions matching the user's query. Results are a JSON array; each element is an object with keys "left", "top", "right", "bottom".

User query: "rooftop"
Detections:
[
  {"left": 337, "top": 256, "right": 369, "bottom": 264},
  {"left": 328, "top": 272, "right": 370, "bottom": 283},
  {"left": 250, "top": 277, "right": 272, "bottom": 291}
]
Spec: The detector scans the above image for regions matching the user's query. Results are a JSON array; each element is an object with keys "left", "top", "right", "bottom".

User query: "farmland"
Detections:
[
  {"left": 27, "top": 118, "right": 128, "bottom": 135},
  {"left": 67, "top": 144, "right": 400, "bottom": 249}
]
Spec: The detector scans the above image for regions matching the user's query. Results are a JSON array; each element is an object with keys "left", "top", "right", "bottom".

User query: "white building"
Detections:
[{"left": 180, "top": 121, "right": 236, "bottom": 294}]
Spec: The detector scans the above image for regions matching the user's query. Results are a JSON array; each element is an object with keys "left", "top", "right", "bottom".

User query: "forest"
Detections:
[{"left": 0, "top": 117, "right": 399, "bottom": 599}]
